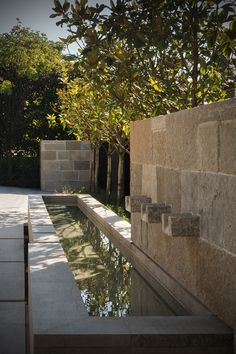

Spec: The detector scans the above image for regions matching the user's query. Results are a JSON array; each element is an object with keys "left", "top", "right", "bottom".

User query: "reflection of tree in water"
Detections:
[{"left": 47, "top": 205, "right": 132, "bottom": 317}]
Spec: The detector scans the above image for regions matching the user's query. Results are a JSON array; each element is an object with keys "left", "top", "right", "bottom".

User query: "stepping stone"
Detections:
[
  {"left": 0, "top": 239, "right": 24, "bottom": 262},
  {"left": 0, "top": 302, "right": 25, "bottom": 354},
  {"left": 0, "top": 262, "right": 25, "bottom": 300}
]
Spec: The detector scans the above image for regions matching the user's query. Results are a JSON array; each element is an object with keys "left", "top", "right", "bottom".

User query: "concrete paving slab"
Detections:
[
  {"left": 0, "top": 239, "right": 24, "bottom": 261},
  {"left": 29, "top": 242, "right": 88, "bottom": 334},
  {"left": 0, "top": 302, "right": 25, "bottom": 354},
  {"left": 31, "top": 225, "right": 55, "bottom": 233},
  {"left": 0, "top": 224, "right": 24, "bottom": 239},
  {"left": 31, "top": 232, "right": 59, "bottom": 243},
  {"left": 0, "top": 262, "right": 25, "bottom": 300}
]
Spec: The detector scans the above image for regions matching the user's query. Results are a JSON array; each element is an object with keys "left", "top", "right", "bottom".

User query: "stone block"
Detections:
[
  {"left": 130, "top": 163, "right": 142, "bottom": 195},
  {"left": 66, "top": 141, "right": 82, "bottom": 150},
  {"left": 83, "top": 150, "right": 90, "bottom": 160},
  {"left": 125, "top": 195, "right": 152, "bottom": 213},
  {"left": 197, "top": 121, "right": 219, "bottom": 172},
  {"left": 0, "top": 224, "right": 24, "bottom": 239},
  {"left": 31, "top": 232, "right": 59, "bottom": 243},
  {"left": 28, "top": 243, "right": 88, "bottom": 344},
  {"left": 59, "top": 160, "right": 74, "bottom": 171},
  {"left": 41, "top": 181, "right": 58, "bottom": 192},
  {"left": 152, "top": 117, "right": 167, "bottom": 166},
  {"left": 162, "top": 213, "right": 200, "bottom": 237},
  {"left": 156, "top": 166, "right": 166, "bottom": 203},
  {"left": 196, "top": 239, "right": 236, "bottom": 332},
  {"left": 197, "top": 172, "right": 225, "bottom": 247},
  {"left": 0, "top": 239, "right": 24, "bottom": 262},
  {"left": 130, "top": 119, "right": 153, "bottom": 164},
  {"left": 131, "top": 213, "right": 142, "bottom": 246},
  {"left": 41, "top": 171, "right": 61, "bottom": 181},
  {"left": 45, "top": 142, "right": 65, "bottom": 151},
  {"left": 156, "top": 167, "right": 181, "bottom": 213},
  {"left": 141, "top": 164, "right": 157, "bottom": 201},
  {"left": 74, "top": 161, "right": 90, "bottom": 170},
  {"left": 81, "top": 141, "right": 90, "bottom": 150},
  {"left": 141, "top": 203, "right": 171, "bottom": 223},
  {"left": 0, "top": 262, "right": 24, "bottom": 300},
  {"left": 61, "top": 171, "right": 78, "bottom": 181},
  {"left": 219, "top": 119, "right": 236, "bottom": 174},
  {"left": 43, "top": 195, "right": 77, "bottom": 205},
  {"left": 41, "top": 160, "right": 60, "bottom": 172},
  {"left": 31, "top": 225, "right": 55, "bottom": 233},
  {"left": 140, "top": 220, "right": 148, "bottom": 251},
  {"left": 58, "top": 151, "right": 70, "bottom": 160},
  {"left": 180, "top": 171, "right": 199, "bottom": 214},
  {"left": 41, "top": 151, "right": 56, "bottom": 160},
  {"left": 78, "top": 170, "right": 90, "bottom": 182},
  {"left": 69, "top": 150, "right": 84, "bottom": 161},
  {"left": 0, "top": 302, "right": 25, "bottom": 354},
  {"left": 164, "top": 109, "right": 199, "bottom": 170}
]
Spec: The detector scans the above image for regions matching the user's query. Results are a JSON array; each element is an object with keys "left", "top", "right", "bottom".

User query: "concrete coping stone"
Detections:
[
  {"left": 78, "top": 194, "right": 131, "bottom": 242},
  {"left": 31, "top": 224, "right": 56, "bottom": 234},
  {"left": 43, "top": 194, "right": 78, "bottom": 205},
  {"left": 29, "top": 242, "right": 88, "bottom": 336},
  {"left": 141, "top": 203, "right": 172, "bottom": 223},
  {"left": 125, "top": 195, "right": 152, "bottom": 213},
  {"left": 162, "top": 213, "right": 201, "bottom": 237}
]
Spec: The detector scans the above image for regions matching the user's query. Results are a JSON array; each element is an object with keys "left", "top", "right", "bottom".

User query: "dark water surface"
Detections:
[{"left": 47, "top": 205, "right": 179, "bottom": 317}]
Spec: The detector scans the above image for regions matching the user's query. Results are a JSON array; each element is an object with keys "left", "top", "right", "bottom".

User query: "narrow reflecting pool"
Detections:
[{"left": 47, "top": 205, "right": 180, "bottom": 317}]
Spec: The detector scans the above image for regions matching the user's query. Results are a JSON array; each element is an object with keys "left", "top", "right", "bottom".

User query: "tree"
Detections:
[
  {"left": 0, "top": 22, "right": 69, "bottom": 184},
  {"left": 108, "top": 0, "right": 236, "bottom": 107},
  {"left": 52, "top": 0, "right": 235, "bottom": 110},
  {"left": 51, "top": 0, "right": 235, "bottom": 203}
]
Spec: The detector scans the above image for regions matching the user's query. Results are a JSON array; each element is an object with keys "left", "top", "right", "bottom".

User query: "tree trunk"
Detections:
[
  {"left": 89, "top": 147, "right": 95, "bottom": 193},
  {"left": 117, "top": 150, "right": 125, "bottom": 206},
  {"left": 106, "top": 144, "right": 112, "bottom": 203},
  {"left": 94, "top": 146, "right": 100, "bottom": 194}
]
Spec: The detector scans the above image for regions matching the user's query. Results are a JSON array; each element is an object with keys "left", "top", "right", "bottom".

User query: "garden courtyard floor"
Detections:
[{"left": 0, "top": 187, "right": 42, "bottom": 354}]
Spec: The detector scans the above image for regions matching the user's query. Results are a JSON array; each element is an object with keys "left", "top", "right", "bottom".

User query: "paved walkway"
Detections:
[{"left": 0, "top": 187, "right": 42, "bottom": 354}]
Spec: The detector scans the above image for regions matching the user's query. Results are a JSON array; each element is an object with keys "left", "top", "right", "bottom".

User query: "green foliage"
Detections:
[
  {"left": 51, "top": 0, "right": 235, "bottom": 203},
  {"left": 0, "top": 80, "right": 14, "bottom": 95},
  {"left": 0, "top": 156, "right": 40, "bottom": 188},
  {"left": 52, "top": 0, "right": 236, "bottom": 112},
  {"left": 0, "top": 23, "right": 70, "bottom": 167}
]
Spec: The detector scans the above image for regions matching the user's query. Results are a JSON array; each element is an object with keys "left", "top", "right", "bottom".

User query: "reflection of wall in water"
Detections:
[{"left": 130, "top": 269, "right": 174, "bottom": 316}]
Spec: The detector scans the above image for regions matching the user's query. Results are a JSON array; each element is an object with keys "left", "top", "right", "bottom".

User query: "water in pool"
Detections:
[{"left": 47, "top": 205, "right": 180, "bottom": 317}]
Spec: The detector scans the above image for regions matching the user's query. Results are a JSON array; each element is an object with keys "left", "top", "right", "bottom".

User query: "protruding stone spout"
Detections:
[
  {"left": 141, "top": 203, "right": 172, "bottom": 223},
  {"left": 125, "top": 195, "right": 152, "bottom": 213},
  {"left": 162, "top": 213, "right": 200, "bottom": 237}
]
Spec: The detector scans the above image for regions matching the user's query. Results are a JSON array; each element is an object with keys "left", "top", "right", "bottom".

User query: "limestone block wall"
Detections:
[
  {"left": 130, "top": 98, "right": 236, "bottom": 332},
  {"left": 40, "top": 140, "right": 90, "bottom": 192}
]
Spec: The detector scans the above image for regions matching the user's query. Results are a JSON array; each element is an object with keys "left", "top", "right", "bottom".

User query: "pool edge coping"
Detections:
[{"left": 27, "top": 193, "right": 233, "bottom": 353}]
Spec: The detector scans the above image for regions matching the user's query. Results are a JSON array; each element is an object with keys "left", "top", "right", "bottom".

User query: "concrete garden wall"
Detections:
[
  {"left": 129, "top": 98, "right": 236, "bottom": 333},
  {"left": 40, "top": 140, "right": 90, "bottom": 192}
]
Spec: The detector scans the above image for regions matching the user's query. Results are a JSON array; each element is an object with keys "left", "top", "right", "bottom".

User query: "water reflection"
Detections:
[{"left": 47, "top": 205, "right": 178, "bottom": 317}]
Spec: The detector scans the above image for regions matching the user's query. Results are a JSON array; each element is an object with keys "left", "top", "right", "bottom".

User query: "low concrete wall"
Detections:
[
  {"left": 40, "top": 140, "right": 90, "bottom": 192},
  {"left": 129, "top": 98, "right": 236, "bottom": 333}
]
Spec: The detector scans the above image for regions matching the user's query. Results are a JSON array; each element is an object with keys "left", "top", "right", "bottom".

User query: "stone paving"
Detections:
[{"left": 0, "top": 187, "right": 42, "bottom": 354}]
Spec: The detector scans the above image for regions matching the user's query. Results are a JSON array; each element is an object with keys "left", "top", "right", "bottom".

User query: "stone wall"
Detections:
[
  {"left": 129, "top": 98, "right": 236, "bottom": 332},
  {"left": 40, "top": 140, "right": 90, "bottom": 192}
]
